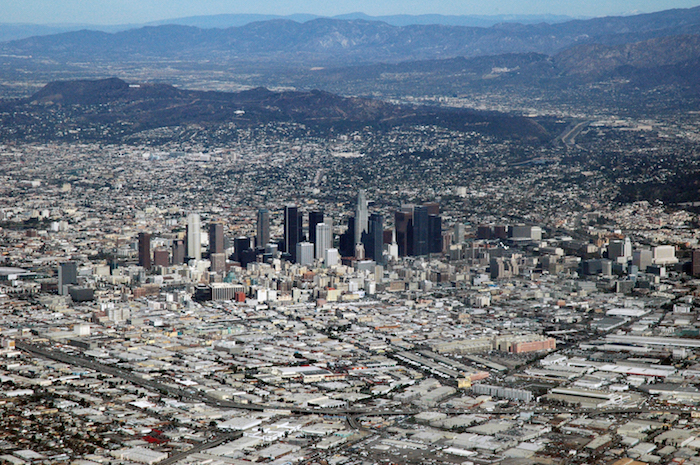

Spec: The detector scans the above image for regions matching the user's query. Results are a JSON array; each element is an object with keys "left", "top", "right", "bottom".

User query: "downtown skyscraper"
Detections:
[
  {"left": 284, "top": 205, "right": 301, "bottom": 262},
  {"left": 209, "top": 222, "right": 224, "bottom": 254},
  {"left": 256, "top": 208, "right": 270, "bottom": 248},
  {"left": 355, "top": 189, "right": 368, "bottom": 246},
  {"left": 138, "top": 232, "right": 151, "bottom": 270},
  {"left": 315, "top": 222, "right": 332, "bottom": 260},
  {"left": 186, "top": 213, "right": 202, "bottom": 260}
]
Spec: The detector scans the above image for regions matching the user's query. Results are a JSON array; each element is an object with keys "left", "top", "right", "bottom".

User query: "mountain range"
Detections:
[
  {"left": 0, "top": 13, "right": 580, "bottom": 43},
  {"left": 3, "top": 7, "right": 700, "bottom": 66},
  {"left": 297, "top": 32, "right": 700, "bottom": 89},
  {"left": 2, "top": 7, "right": 700, "bottom": 117}
]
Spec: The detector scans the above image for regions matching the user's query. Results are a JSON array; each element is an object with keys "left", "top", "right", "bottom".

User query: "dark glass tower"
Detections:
[
  {"left": 233, "top": 236, "right": 251, "bottom": 263},
  {"left": 256, "top": 208, "right": 270, "bottom": 248},
  {"left": 395, "top": 210, "right": 412, "bottom": 257},
  {"left": 339, "top": 216, "right": 356, "bottom": 258},
  {"left": 412, "top": 205, "right": 429, "bottom": 256},
  {"left": 364, "top": 213, "right": 384, "bottom": 263},
  {"left": 284, "top": 205, "right": 300, "bottom": 262},
  {"left": 429, "top": 214, "right": 442, "bottom": 254},
  {"left": 138, "top": 232, "right": 151, "bottom": 270},
  {"left": 209, "top": 222, "right": 224, "bottom": 254}
]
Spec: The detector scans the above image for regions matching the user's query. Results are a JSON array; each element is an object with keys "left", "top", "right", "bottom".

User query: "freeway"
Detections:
[{"left": 157, "top": 431, "right": 242, "bottom": 465}]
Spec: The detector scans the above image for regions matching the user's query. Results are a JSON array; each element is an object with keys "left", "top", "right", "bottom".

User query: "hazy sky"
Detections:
[{"left": 2, "top": 0, "right": 700, "bottom": 25}]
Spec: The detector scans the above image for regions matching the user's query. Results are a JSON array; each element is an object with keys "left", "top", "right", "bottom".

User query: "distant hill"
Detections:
[
  {"left": 3, "top": 7, "right": 700, "bottom": 65},
  {"left": 0, "top": 13, "right": 580, "bottom": 43},
  {"left": 0, "top": 78, "right": 549, "bottom": 143},
  {"left": 147, "top": 12, "right": 579, "bottom": 29},
  {"left": 554, "top": 34, "right": 700, "bottom": 75},
  {"left": 306, "top": 32, "right": 700, "bottom": 80},
  {"left": 0, "top": 22, "right": 133, "bottom": 42},
  {"left": 281, "top": 32, "right": 700, "bottom": 114}
]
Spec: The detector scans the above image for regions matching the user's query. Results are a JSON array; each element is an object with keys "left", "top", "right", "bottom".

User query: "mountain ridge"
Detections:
[
  {"left": 3, "top": 7, "right": 700, "bottom": 65},
  {"left": 0, "top": 13, "right": 583, "bottom": 42}
]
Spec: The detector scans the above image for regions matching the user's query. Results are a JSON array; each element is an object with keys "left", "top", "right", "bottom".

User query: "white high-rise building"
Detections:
[
  {"left": 454, "top": 223, "right": 466, "bottom": 244},
  {"left": 187, "top": 213, "right": 202, "bottom": 260},
  {"left": 315, "top": 222, "right": 332, "bottom": 260},
  {"left": 325, "top": 248, "right": 339, "bottom": 267},
  {"left": 355, "top": 189, "right": 368, "bottom": 246},
  {"left": 652, "top": 245, "right": 678, "bottom": 265},
  {"left": 387, "top": 242, "right": 399, "bottom": 261},
  {"left": 355, "top": 242, "right": 365, "bottom": 260}
]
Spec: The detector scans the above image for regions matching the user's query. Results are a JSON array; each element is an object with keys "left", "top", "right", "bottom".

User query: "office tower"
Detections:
[
  {"left": 355, "top": 242, "right": 365, "bottom": 260},
  {"left": 412, "top": 205, "right": 429, "bottom": 256},
  {"left": 608, "top": 237, "right": 632, "bottom": 263},
  {"left": 315, "top": 222, "right": 332, "bottom": 260},
  {"left": 490, "top": 256, "right": 519, "bottom": 279},
  {"left": 172, "top": 239, "right": 186, "bottom": 265},
  {"left": 58, "top": 261, "right": 78, "bottom": 295},
  {"left": 309, "top": 210, "right": 324, "bottom": 245},
  {"left": 339, "top": 216, "right": 355, "bottom": 257},
  {"left": 395, "top": 210, "right": 412, "bottom": 257},
  {"left": 477, "top": 225, "right": 492, "bottom": 240},
  {"left": 138, "top": 232, "right": 151, "bottom": 270},
  {"left": 693, "top": 249, "right": 700, "bottom": 277},
  {"left": 153, "top": 249, "right": 169, "bottom": 267},
  {"left": 652, "top": 245, "right": 678, "bottom": 265},
  {"left": 454, "top": 223, "right": 466, "bottom": 244},
  {"left": 510, "top": 225, "right": 541, "bottom": 241},
  {"left": 428, "top": 214, "right": 442, "bottom": 254},
  {"left": 355, "top": 189, "right": 368, "bottom": 246},
  {"left": 424, "top": 202, "right": 440, "bottom": 216},
  {"left": 442, "top": 231, "right": 452, "bottom": 254},
  {"left": 233, "top": 236, "right": 251, "bottom": 263},
  {"left": 209, "top": 222, "right": 224, "bottom": 254},
  {"left": 298, "top": 211, "right": 304, "bottom": 242},
  {"left": 284, "top": 205, "right": 300, "bottom": 262},
  {"left": 633, "top": 249, "right": 653, "bottom": 272},
  {"left": 490, "top": 257, "right": 506, "bottom": 279},
  {"left": 387, "top": 242, "right": 399, "bottom": 261},
  {"left": 493, "top": 225, "right": 508, "bottom": 240},
  {"left": 296, "top": 242, "right": 314, "bottom": 266},
  {"left": 325, "top": 248, "right": 339, "bottom": 267},
  {"left": 186, "top": 213, "right": 202, "bottom": 260},
  {"left": 256, "top": 208, "right": 270, "bottom": 247},
  {"left": 383, "top": 230, "right": 393, "bottom": 246},
  {"left": 210, "top": 253, "right": 226, "bottom": 274},
  {"left": 365, "top": 213, "right": 384, "bottom": 263},
  {"left": 240, "top": 249, "right": 257, "bottom": 267}
]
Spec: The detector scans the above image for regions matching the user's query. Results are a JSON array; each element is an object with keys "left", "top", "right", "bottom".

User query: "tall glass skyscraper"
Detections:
[
  {"left": 412, "top": 205, "right": 429, "bottom": 256},
  {"left": 256, "top": 208, "right": 270, "bottom": 247},
  {"left": 355, "top": 189, "right": 368, "bottom": 246},
  {"left": 209, "top": 222, "right": 224, "bottom": 254},
  {"left": 138, "top": 232, "right": 151, "bottom": 270},
  {"left": 284, "top": 205, "right": 300, "bottom": 262},
  {"left": 315, "top": 222, "right": 332, "bottom": 260},
  {"left": 366, "top": 213, "right": 384, "bottom": 263},
  {"left": 186, "top": 213, "right": 202, "bottom": 260}
]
